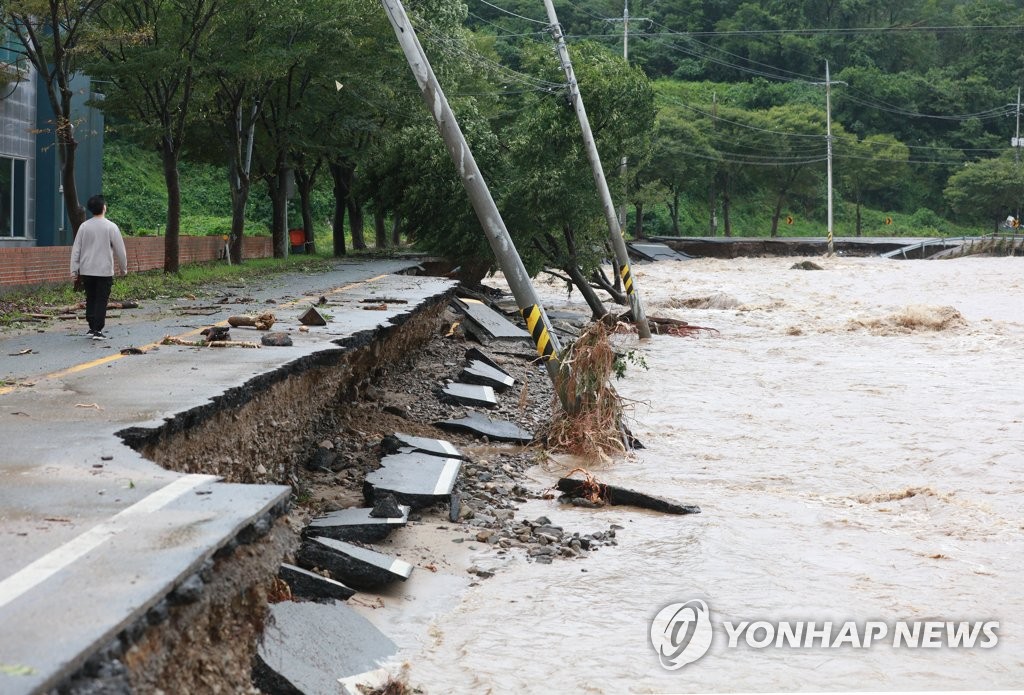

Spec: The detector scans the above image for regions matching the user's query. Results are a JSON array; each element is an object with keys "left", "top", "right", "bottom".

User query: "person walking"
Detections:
[{"left": 70, "top": 195, "right": 128, "bottom": 340}]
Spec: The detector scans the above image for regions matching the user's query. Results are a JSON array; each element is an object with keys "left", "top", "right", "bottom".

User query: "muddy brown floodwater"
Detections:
[{"left": 372, "top": 256, "right": 1023, "bottom": 693}]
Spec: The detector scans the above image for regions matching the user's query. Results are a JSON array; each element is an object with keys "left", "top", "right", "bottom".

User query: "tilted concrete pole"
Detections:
[
  {"left": 379, "top": 0, "right": 567, "bottom": 402},
  {"left": 542, "top": 0, "right": 652, "bottom": 339}
]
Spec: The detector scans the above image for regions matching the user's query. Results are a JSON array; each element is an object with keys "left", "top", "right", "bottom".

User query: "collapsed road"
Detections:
[{"left": 0, "top": 259, "right": 459, "bottom": 693}]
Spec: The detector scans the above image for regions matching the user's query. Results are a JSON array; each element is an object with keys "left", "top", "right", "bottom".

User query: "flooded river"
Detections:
[{"left": 397, "top": 256, "right": 1024, "bottom": 692}]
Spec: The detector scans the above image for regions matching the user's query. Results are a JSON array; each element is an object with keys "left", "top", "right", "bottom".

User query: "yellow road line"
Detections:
[{"left": 0, "top": 274, "right": 388, "bottom": 397}]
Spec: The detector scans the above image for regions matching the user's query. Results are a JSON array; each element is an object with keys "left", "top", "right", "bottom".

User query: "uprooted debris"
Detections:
[
  {"left": 556, "top": 469, "right": 701, "bottom": 515},
  {"left": 227, "top": 312, "right": 276, "bottom": 330}
]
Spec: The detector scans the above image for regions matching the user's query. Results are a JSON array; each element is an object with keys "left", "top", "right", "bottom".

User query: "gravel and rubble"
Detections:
[{"left": 292, "top": 302, "right": 626, "bottom": 573}]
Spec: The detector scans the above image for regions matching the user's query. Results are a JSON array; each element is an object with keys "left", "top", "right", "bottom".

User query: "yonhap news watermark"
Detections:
[{"left": 650, "top": 599, "right": 999, "bottom": 671}]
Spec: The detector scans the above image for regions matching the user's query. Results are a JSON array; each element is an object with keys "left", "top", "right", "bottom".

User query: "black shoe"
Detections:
[{"left": 91, "top": 331, "right": 107, "bottom": 341}]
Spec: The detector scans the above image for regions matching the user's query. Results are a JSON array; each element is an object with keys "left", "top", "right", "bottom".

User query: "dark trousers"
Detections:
[{"left": 81, "top": 275, "right": 113, "bottom": 333}]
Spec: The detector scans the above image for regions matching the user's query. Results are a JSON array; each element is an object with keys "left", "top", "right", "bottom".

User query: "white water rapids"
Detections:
[{"left": 382, "top": 256, "right": 1024, "bottom": 692}]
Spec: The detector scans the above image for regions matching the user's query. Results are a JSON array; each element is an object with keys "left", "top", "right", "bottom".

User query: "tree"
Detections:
[
  {"left": 836, "top": 133, "right": 909, "bottom": 235},
  {"left": 89, "top": 0, "right": 220, "bottom": 272},
  {"left": 1, "top": 0, "right": 112, "bottom": 235},
  {"left": 944, "top": 155, "right": 1024, "bottom": 232},
  {"left": 643, "top": 104, "right": 715, "bottom": 235}
]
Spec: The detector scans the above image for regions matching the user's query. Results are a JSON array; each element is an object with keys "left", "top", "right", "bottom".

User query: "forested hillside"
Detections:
[
  {"left": 6, "top": 0, "right": 1021, "bottom": 280},
  {"left": 466, "top": 0, "right": 1024, "bottom": 237}
]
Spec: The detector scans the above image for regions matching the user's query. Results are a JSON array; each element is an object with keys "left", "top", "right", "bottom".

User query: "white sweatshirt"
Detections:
[{"left": 70, "top": 216, "right": 128, "bottom": 277}]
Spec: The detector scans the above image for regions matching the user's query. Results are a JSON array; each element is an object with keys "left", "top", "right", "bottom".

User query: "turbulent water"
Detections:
[{"left": 398, "top": 256, "right": 1024, "bottom": 693}]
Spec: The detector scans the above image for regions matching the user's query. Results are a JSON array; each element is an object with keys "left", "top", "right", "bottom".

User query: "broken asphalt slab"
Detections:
[
  {"left": 278, "top": 563, "right": 356, "bottom": 603},
  {"left": 460, "top": 359, "right": 515, "bottom": 391},
  {"left": 452, "top": 297, "right": 531, "bottom": 343},
  {"left": 363, "top": 452, "right": 462, "bottom": 508},
  {"left": 253, "top": 600, "right": 396, "bottom": 694},
  {"left": 296, "top": 537, "right": 413, "bottom": 590},
  {"left": 436, "top": 411, "right": 534, "bottom": 444},
  {"left": 303, "top": 505, "right": 410, "bottom": 543},
  {"left": 440, "top": 382, "right": 498, "bottom": 407},
  {"left": 381, "top": 432, "right": 467, "bottom": 460},
  {"left": 627, "top": 241, "right": 695, "bottom": 262}
]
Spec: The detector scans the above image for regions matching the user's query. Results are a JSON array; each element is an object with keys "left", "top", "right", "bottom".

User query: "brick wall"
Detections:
[{"left": 0, "top": 236, "right": 273, "bottom": 289}]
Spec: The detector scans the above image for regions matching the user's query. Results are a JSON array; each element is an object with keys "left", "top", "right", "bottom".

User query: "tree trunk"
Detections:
[
  {"left": 722, "top": 174, "right": 732, "bottom": 237},
  {"left": 348, "top": 196, "right": 366, "bottom": 250},
  {"left": 160, "top": 141, "right": 182, "bottom": 273},
  {"left": 566, "top": 262, "right": 609, "bottom": 321},
  {"left": 269, "top": 169, "right": 288, "bottom": 259},
  {"left": 709, "top": 180, "right": 717, "bottom": 236},
  {"left": 297, "top": 168, "right": 316, "bottom": 254},
  {"left": 855, "top": 199, "right": 862, "bottom": 237},
  {"left": 58, "top": 116, "right": 86, "bottom": 236},
  {"left": 374, "top": 209, "right": 388, "bottom": 249},
  {"left": 390, "top": 216, "right": 402, "bottom": 246},
  {"left": 329, "top": 161, "right": 349, "bottom": 257},
  {"left": 770, "top": 192, "right": 785, "bottom": 237},
  {"left": 228, "top": 161, "right": 250, "bottom": 265},
  {"left": 671, "top": 186, "right": 680, "bottom": 236},
  {"left": 634, "top": 202, "right": 644, "bottom": 240}
]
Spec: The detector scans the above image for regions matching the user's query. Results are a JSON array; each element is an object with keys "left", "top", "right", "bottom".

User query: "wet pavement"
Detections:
[{"left": 0, "top": 258, "right": 456, "bottom": 693}]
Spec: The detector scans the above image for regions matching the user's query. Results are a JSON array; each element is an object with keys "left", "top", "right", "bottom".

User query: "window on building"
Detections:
[{"left": 0, "top": 156, "right": 26, "bottom": 237}]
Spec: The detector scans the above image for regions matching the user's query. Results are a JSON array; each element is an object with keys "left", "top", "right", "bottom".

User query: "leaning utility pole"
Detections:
[
  {"left": 379, "top": 0, "right": 567, "bottom": 400},
  {"left": 542, "top": 0, "right": 652, "bottom": 339}
]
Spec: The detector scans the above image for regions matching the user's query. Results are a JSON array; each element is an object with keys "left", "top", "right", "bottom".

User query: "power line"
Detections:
[{"left": 469, "top": 0, "right": 548, "bottom": 25}]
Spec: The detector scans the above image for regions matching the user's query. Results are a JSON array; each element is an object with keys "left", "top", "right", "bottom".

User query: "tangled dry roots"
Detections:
[
  {"left": 562, "top": 467, "right": 607, "bottom": 504},
  {"left": 543, "top": 322, "right": 628, "bottom": 460}
]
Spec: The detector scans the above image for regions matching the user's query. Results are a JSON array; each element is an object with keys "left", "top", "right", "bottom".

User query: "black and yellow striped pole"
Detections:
[
  {"left": 382, "top": 0, "right": 567, "bottom": 407},
  {"left": 543, "top": 0, "right": 652, "bottom": 339}
]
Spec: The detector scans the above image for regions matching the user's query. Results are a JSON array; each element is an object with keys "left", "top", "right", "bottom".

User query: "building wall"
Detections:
[
  {"left": 0, "top": 236, "right": 273, "bottom": 288},
  {"left": 0, "top": 66, "right": 37, "bottom": 247}
]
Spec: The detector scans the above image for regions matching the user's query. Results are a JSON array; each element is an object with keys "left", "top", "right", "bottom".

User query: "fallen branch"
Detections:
[
  {"left": 161, "top": 336, "right": 260, "bottom": 349},
  {"left": 227, "top": 312, "right": 276, "bottom": 330}
]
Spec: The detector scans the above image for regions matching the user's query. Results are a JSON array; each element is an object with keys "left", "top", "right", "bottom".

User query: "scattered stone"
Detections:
[
  {"left": 791, "top": 260, "right": 824, "bottom": 270},
  {"left": 305, "top": 447, "right": 336, "bottom": 472},
  {"left": 261, "top": 332, "right": 293, "bottom": 347},
  {"left": 369, "top": 493, "right": 404, "bottom": 519}
]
